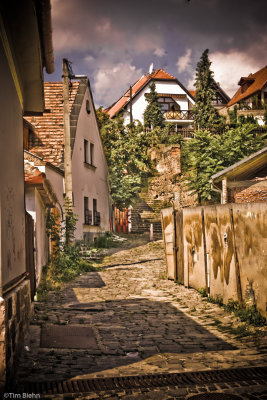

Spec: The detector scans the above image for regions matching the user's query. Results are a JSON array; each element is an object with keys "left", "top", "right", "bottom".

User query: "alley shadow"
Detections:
[{"left": 15, "top": 285, "right": 238, "bottom": 386}]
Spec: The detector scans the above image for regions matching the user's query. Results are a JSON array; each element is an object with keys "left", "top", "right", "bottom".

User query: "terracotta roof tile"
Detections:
[
  {"left": 25, "top": 81, "right": 80, "bottom": 167},
  {"left": 189, "top": 90, "right": 196, "bottom": 98},
  {"left": 107, "top": 69, "right": 177, "bottom": 118},
  {"left": 227, "top": 66, "right": 267, "bottom": 107},
  {"left": 24, "top": 160, "right": 44, "bottom": 183}
]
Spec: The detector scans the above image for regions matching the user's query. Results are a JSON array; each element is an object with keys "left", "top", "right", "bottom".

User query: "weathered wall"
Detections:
[
  {"left": 131, "top": 144, "right": 197, "bottom": 236},
  {"left": 183, "top": 207, "right": 206, "bottom": 289},
  {"left": 228, "top": 178, "right": 267, "bottom": 204},
  {"left": 4, "top": 280, "right": 32, "bottom": 384},
  {"left": 0, "top": 40, "right": 26, "bottom": 287},
  {"left": 162, "top": 202, "right": 267, "bottom": 318},
  {"left": 232, "top": 202, "right": 267, "bottom": 317}
]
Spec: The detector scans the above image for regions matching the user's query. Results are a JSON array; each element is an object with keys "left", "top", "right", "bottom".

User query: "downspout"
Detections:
[{"left": 210, "top": 179, "right": 222, "bottom": 202}]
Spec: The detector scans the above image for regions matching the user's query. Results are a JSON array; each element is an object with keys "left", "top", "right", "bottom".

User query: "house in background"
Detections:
[
  {"left": 106, "top": 68, "right": 195, "bottom": 135},
  {"left": 189, "top": 81, "right": 230, "bottom": 111},
  {"left": 24, "top": 78, "right": 111, "bottom": 243},
  {"left": 225, "top": 66, "right": 267, "bottom": 125},
  {"left": 210, "top": 147, "right": 267, "bottom": 204},
  {"left": 24, "top": 151, "right": 60, "bottom": 288},
  {"left": 0, "top": 0, "right": 54, "bottom": 388}
]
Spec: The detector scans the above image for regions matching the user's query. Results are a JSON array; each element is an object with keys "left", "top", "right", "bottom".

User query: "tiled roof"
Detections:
[
  {"left": 227, "top": 66, "right": 267, "bottom": 107},
  {"left": 189, "top": 90, "right": 196, "bottom": 98},
  {"left": 25, "top": 81, "right": 80, "bottom": 168},
  {"left": 107, "top": 69, "right": 177, "bottom": 118},
  {"left": 24, "top": 160, "right": 45, "bottom": 184}
]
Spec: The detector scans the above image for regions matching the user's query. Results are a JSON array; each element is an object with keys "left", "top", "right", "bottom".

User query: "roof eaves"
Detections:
[{"left": 211, "top": 146, "right": 267, "bottom": 182}]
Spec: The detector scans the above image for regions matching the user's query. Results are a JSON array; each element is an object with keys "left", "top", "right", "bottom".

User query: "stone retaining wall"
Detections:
[{"left": 0, "top": 279, "right": 32, "bottom": 389}]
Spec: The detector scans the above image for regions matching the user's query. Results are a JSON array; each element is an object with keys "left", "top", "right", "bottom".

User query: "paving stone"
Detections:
[{"left": 8, "top": 235, "right": 267, "bottom": 398}]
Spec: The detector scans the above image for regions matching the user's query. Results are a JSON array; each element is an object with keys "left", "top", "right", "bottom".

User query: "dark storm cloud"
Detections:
[{"left": 49, "top": 0, "right": 267, "bottom": 107}]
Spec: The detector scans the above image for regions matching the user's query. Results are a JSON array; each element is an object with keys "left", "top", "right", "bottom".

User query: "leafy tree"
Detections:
[
  {"left": 193, "top": 49, "right": 223, "bottom": 131},
  {"left": 99, "top": 118, "right": 157, "bottom": 209},
  {"left": 185, "top": 124, "right": 266, "bottom": 202},
  {"left": 95, "top": 106, "right": 110, "bottom": 130},
  {"left": 143, "top": 82, "right": 165, "bottom": 129}
]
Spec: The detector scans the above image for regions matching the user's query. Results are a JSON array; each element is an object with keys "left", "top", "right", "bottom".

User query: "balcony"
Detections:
[
  {"left": 84, "top": 209, "right": 92, "bottom": 225},
  {"left": 94, "top": 211, "right": 101, "bottom": 226},
  {"left": 164, "top": 110, "right": 194, "bottom": 121}
]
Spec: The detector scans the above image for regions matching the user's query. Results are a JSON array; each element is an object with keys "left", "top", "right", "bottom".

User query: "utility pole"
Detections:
[
  {"left": 62, "top": 58, "right": 72, "bottom": 204},
  {"left": 129, "top": 85, "right": 133, "bottom": 127}
]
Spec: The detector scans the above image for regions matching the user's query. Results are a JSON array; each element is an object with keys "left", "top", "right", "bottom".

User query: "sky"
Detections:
[{"left": 46, "top": 0, "right": 267, "bottom": 108}]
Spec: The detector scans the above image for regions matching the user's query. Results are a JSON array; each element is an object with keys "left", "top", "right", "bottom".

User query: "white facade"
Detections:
[
  {"left": 122, "top": 80, "right": 194, "bottom": 126},
  {"left": 71, "top": 84, "right": 111, "bottom": 241},
  {"left": 25, "top": 187, "right": 49, "bottom": 286}
]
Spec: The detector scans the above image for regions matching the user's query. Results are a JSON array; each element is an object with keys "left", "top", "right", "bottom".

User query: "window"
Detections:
[
  {"left": 93, "top": 199, "right": 100, "bottom": 226},
  {"left": 84, "top": 139, "right": 88, "bottom": 163},
  {"left": 157, "top": 97, "right": 180, "bottom": 112},
  {"left": 90, "top": 143, "right": 94, "bottom": 166},
  {"left": 86, "top": 99, "right": 90, "bottom": 114},
  {"left": 84, "top": 197, "right": 92, "bottom": 225}
]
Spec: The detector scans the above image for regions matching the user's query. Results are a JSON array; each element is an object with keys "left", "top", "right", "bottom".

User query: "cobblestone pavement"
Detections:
[{"left": 11, "top": 235, "right": 267, "bottom": 399}]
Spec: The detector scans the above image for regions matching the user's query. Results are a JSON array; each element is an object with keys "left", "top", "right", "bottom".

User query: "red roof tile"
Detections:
[
  {"left": 228, "top": 66, "right": 267, "bottom": 107},
  {"left": 25, "top": 82, "right": 80, "bottom": 168},
  {"left": 107, "top": 69, "right": 177, "bottom": 118}
]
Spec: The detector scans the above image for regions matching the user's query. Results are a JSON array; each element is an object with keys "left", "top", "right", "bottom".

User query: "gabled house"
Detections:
[
  {"left": 189, "top": 81, "right": 230, "bottom": 110},
  {"left": 107, "top": 68, "right": 195, "bottom": 132},
  {"left": 210, "top": 147, "right": 267, "bottom": 204},
  {"left": 226, "top": 66, "right": 267, "bottom": 125},
  {"left": 24, "top": 151, "right": 61, "bottom": 288},
  {"left": 24, "top": 79, "right": 111, "bottom": 243},
  {"left": 0, "top": 0, "right": 54, "bottom": 388}
]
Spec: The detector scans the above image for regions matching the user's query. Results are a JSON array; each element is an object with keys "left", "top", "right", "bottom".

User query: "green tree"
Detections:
[
  {"left": 193, "top": 49, "right": 223, "bottom": 131},
  {"left": 95, "top": 106, "right": 110, "bottom": 130},
  {"left": 143, "top": 82, "right": 165, "bottom": 129},
  {"left": 185, "top": 124, "right": 266, "bottom": 202},
  {"left": 99, "top": 118, "right": 156, "bottom": 209}
]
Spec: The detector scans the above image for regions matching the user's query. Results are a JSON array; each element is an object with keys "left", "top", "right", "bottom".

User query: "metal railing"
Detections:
[
  {"left": 84, "top": 209, "right": 92, "bottom": 225},
  {"left": 94, "top": 211, "right": 101, "bottom": 226}
]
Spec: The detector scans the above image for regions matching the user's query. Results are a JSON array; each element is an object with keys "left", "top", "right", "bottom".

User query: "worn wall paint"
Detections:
[
  {"left": 232, "top": 202, "right": 267, "bottom": 317},
  {"left": 0, "top": 40, "right": 26, "bottom": 286},
  {"left": 162, "top": 202, "right": 267, "bottom": 318},
  {"left": 183, "top": 208, "right": 206, "bottom": 290},
  {"left": 161, "top": 208, "right": 176, "bottom": 280}
]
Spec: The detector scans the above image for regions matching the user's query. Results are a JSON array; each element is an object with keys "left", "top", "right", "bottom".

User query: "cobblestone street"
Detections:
[{"left": 12, "top": 235, "right": 267, "bottom": 399}]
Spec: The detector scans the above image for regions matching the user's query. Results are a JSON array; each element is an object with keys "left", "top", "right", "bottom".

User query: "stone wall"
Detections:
[
  {"left": 0, "top": 279, "right": 32, "bottom": 389},
  {"left": 228, "top": 178, "right": 267, "bottom": 203},
  {"left": 130, "top": 144, "right": 198, "bottom": 237}
]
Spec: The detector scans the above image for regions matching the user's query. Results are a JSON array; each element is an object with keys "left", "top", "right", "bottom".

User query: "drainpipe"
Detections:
[
  {"left": 62, "top": 59, "right": 72, "bottom": 203},
  {"left": 210, "top": 179, "right": 222, "bottom": 202},
  {"left": 221, "top": 177, "right": 228, "bottom": 204}
]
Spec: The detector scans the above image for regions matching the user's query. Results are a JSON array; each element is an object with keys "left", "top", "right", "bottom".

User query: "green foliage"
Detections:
[
  {"left": 225, "top": 299, "right": 266, "bottom": 327},
  {"left": 39, "top": 199, "right": 93, "bottom": 297},
  {"left": 100, "top": 117, "right": 158, "bottom": 209},
  {"left": 198, "top": 287, "right": 208, "bottom": 297},
  {"left": 95, "top": 106, "right": 110, "bottom": 130},
  {"left": 143, "top": 82, "right": 165, "bottom": 129},
  {"left": 193, "top": 49, "right": 224, "bottom": 131},
  {"left": 184, "top": 124, "right": 266, "bottom": 202}
]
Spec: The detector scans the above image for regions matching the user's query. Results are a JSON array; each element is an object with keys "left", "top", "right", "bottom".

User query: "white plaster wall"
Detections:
[
  {"left": 72, "top": 85, "right": 111, "bottom": 240},
  {"left": 125, "top": 80, "right": 194, "bottom": 124},
  {"left": 0, "top": 41, "right": 26, "bottom": 286},
  {"left": 34, "top": 189, "right": 49, "bottom": 285},
  {"left": 25, "top": 187, "right": 49, "bottom": 286},
  {"left": 45, "top": 167, "right": 64, "bottom": 215}
]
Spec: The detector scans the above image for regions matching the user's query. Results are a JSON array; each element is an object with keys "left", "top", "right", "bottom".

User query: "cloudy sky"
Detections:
[{"left": 46, "top": 0, "right": 267, "bottom": 108}]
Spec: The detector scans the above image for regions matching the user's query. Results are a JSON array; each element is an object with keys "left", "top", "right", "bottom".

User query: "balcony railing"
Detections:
[
  {"left": 164, "top": 110, "right": 194, "bottom": 120},
  {"left": 94, "top": 211, "right": 101, "bottom": 226},
  {"left": 84, "top": 209, "right": 92, "bottom": 225}
]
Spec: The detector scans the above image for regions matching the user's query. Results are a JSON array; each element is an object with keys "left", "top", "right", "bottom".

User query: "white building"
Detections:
[
  {"left": 24, "top": 79, "right": 111, "bottom": 242},
  {"left": 107, "top": 69, "right": 195, "bottom": 131}
]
